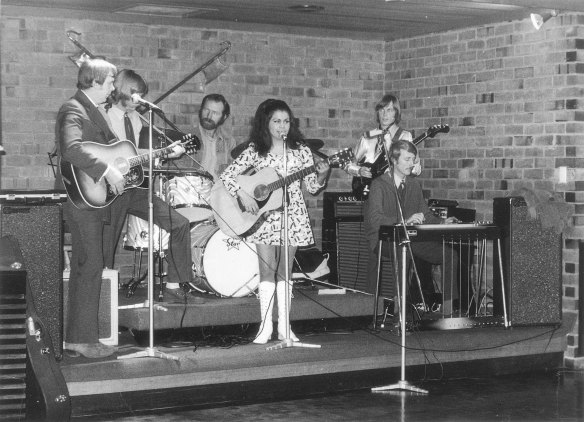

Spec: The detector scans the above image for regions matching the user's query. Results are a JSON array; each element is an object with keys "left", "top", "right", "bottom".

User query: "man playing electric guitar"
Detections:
[{"left": 345, "top": 94, "right": 421, "bottom": 199}]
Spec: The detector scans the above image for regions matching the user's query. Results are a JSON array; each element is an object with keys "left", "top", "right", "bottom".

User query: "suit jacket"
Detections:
[
  {"left": 363, "top": 172, "right": 440, "bottom": 251},
  {"left": 55, "top": 90, "right": 117, "bottom": 186}
]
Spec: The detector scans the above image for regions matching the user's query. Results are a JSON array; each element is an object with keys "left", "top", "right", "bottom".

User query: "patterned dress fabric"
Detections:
[{"left": 220, "top": 144, "right": 323, "bottom": 246}]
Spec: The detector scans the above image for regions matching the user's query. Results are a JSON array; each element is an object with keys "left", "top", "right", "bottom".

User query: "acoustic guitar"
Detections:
[
  {"left": 60, "top": 134, "right": 197, "bottom": 209},
  {"left": 211, "top": 148, "right": 354, "bottom": 238},
  {"left": 352, "top": 124, "right": 450, "bottom": 199}
]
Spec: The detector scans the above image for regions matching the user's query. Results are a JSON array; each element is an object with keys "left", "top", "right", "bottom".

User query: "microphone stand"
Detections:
[
  {"left": 372, "top": 170, "right": 427, "bottom": 394},
  {"left": 267, "top": 135, "right": 320, "bottom": 351},
  {"left": 118, "top": 106, "right": 178, "bottom": 362}
]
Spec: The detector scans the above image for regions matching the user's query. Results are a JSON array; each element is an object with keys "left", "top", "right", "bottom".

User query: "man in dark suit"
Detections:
[
  {"left": 55, "top": 58, "right": 120, "bottom": 358},
  {"left": 364, "top": 139, "right": 459, "bottom": 315}
]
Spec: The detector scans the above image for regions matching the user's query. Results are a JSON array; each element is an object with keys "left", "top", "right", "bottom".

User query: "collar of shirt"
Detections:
[
  {"left": 394, "top": 174, "right": 405, "bottom": 189},
  {"left": 105, "top": 106, "right": 142, "bottom": 144}
]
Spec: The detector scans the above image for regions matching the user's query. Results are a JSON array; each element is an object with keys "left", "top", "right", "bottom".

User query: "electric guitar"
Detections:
[
  {"left": 351, "top": 124, "right": 450, "bottom": 199},
  {"left": 60, "top": 134, "right": 197, "bottom": 209},
  {"left": 211, "top": 148, "right": 354, "bottom": 237}
]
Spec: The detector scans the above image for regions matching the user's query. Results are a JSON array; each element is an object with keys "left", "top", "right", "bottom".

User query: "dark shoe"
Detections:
[{"left": 64, "top": 342, "right": 115, "bottom": 358}]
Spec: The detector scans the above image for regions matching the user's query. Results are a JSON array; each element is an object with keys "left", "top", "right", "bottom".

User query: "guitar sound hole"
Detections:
[{"left": 254, "top": 185, "right": 268, "bottom": 201}]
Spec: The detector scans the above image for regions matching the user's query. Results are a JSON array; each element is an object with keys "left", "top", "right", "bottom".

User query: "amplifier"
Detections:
[
  {"left": 322, "top": 192, "right": 363, "bottom": 285},
  {"left": 323, "top": 192, "right": 363, "bottom": 220},
  {"left": 321, "top": 192, "right": 394, "bottom": 297},
  {"left": 62, "top": 269, "right": 119, "bottom": 346}
]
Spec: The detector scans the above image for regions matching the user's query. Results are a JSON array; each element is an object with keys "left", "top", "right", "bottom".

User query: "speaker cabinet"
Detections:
[
  {"left": 493, "top": 197, "right": 562, "bottom": 326},
  {"left": 322, "top": 192, "right": 394, "bottom": 297},
  {"left": 63, "top": 269, "right": 118, "bottom": 346},
  {"left": 0, "top": 203, "right": 63, "bottom": 359}
]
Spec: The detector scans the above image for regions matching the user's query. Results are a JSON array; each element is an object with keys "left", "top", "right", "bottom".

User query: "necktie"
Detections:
[
  {"left": 124, "top": 113, "right": 135, "bottom": 144},
  {"left": 398, "top": 179, "right": 406, "bottom": 201},
  {"left": 375, "top": 135, "right": 384, "bottom": 155}
]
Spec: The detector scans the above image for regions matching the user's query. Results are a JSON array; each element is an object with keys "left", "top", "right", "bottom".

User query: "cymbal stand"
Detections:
[
  {"left": 372, "top": 181, "right": 427, "bottom": 394},
  {"left": 267, "top": 135, "right": 320, "bottom": 351},
  {"left": 118, "top": 107, "right": 177, "bottom": 362}
]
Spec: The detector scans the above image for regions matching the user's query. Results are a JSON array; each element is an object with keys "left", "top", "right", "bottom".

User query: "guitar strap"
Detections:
[{"left": 378, "top": 127, "right": 403, "bottom": 168}]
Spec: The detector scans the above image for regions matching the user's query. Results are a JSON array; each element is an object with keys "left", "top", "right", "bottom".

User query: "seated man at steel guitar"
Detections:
[{"left": 363, "top": 139, "right": 459, "bottom": 315}]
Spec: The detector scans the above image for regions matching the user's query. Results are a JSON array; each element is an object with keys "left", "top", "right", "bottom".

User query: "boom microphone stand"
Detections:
[
  {"left": 118, "top": 106, "right": 178, "bottom": 362},
  {"left": 267, "top": 134, "right": 320, "bottom": 351},
  {"left": 372, "top": 172, "right": 427, "bottom": 394}
]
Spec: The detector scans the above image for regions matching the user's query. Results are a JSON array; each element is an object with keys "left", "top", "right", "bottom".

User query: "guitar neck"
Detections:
[
  {"left": 128, "top": 145, "right": 176, "bottom": 168},
  {"left": 267, "top": 164, "right": 317, "bottom": 192},
  {"left": 413, "top": 132, "right": 429, "bottom": 146}
]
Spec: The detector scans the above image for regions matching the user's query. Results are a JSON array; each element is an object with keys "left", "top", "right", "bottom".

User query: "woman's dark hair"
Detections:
[{"left": 249, "top": 99, "right": 303, "bottom": 156}]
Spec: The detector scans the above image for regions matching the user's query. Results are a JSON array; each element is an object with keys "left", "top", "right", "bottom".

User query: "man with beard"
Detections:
[{"left": 173, "top": 93, "right": 235, "bottom": 180}]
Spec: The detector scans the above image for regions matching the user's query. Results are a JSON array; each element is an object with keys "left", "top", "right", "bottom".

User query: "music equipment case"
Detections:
[{"left": 0, "top": 191, "right": 66, "bottom": 359}]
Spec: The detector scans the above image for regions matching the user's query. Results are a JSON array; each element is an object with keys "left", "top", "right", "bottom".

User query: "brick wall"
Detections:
[
  {"left": 382, "top": 14, "right": 584, "bottom": 365},
  {"left": 1, "top": 6, "right": 582, "bottom": 363},
  {"left": 0, "top": 7, "right": 384, "bottom": 278}
]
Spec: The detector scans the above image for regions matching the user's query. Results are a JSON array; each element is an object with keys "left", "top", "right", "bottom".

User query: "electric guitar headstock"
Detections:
[{"left": 413, "top": 124, "right": 450, "bottom": 145}]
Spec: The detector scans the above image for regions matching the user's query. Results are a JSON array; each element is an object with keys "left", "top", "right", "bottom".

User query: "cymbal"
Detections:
[
  {"left": 138, "top": 127, "right": 186, "bottom": 146},
  {"left": 230, "top": 138, "right": 325, "bottom": 159},
  {"left": 303, "top": 138, "right": 324, "bottom": 150}
]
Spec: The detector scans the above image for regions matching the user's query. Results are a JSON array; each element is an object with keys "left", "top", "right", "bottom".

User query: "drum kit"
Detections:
[
  {"left": 122, "top": 167, "right": 259, "bottom": 299},
  {"left": 122, "top": 138, "right": 326, "bottom": 300}
]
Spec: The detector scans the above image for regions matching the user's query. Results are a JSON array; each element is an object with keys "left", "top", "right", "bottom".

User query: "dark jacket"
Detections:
[{"left": 363, "top": 172, "right": 439, "bottom": 251}]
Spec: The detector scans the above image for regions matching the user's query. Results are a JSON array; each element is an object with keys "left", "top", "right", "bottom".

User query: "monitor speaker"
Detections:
[
  {"left": 0, "top": 203, "right": 63, "bottom": 359},
  {"left": 63, "top": 269, "right": 118, "bottom": 346},
  {"left": 493, "top": 196, "right": 562, "bottom": 326}
]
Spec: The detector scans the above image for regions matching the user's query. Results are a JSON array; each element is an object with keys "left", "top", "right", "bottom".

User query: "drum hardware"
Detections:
[{"left": 121, "top": 169, "right": 170, "bottom": 301}]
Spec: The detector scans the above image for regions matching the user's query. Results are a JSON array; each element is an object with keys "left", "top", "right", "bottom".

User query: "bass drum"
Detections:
[{"left": 191, "top": 222, "right": 259, "bottom": 297}]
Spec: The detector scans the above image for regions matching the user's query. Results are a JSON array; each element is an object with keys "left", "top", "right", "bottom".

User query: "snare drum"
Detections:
[
  {"left": 164, "top": 172, "right": 214, "bottom": 223},
  {"left": 191, "top": 222, "right": 259, "bottom": 297},
  {"left": 123, "top": 215, "right": 169, "bottom": 251}
]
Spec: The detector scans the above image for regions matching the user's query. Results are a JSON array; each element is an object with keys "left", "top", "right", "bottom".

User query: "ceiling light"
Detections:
[
  {"left": 530, "top": 10, "right": 558, "bottom": 31},
  {"left": 288, "top": 5, "right": 325, "bottom": 13}
]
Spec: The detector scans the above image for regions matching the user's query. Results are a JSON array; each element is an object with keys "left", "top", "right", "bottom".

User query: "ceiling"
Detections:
[{"left": 4, "top": 0, "right": 584, "bottom": 40}]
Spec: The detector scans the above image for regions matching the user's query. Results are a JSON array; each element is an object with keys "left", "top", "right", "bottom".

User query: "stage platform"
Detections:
[
  {"left": 117, "top": 282, "right": 380, "bottom": 331},
  {"left": 55, "top": 291, "right": 574, "bottom": 420}
]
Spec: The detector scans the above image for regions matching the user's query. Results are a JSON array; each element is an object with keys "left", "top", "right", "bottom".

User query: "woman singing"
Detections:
[{"left": 219, "top": 99, "right": 330, "bottom": 344}]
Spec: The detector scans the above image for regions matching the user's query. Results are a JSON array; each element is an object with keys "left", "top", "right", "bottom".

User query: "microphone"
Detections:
[
  {"left": 131, "top": 93, "right": 162, "bottom": 111},
  {"left": 280, "top": 133, "right": 287, "bottom": 141}
]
